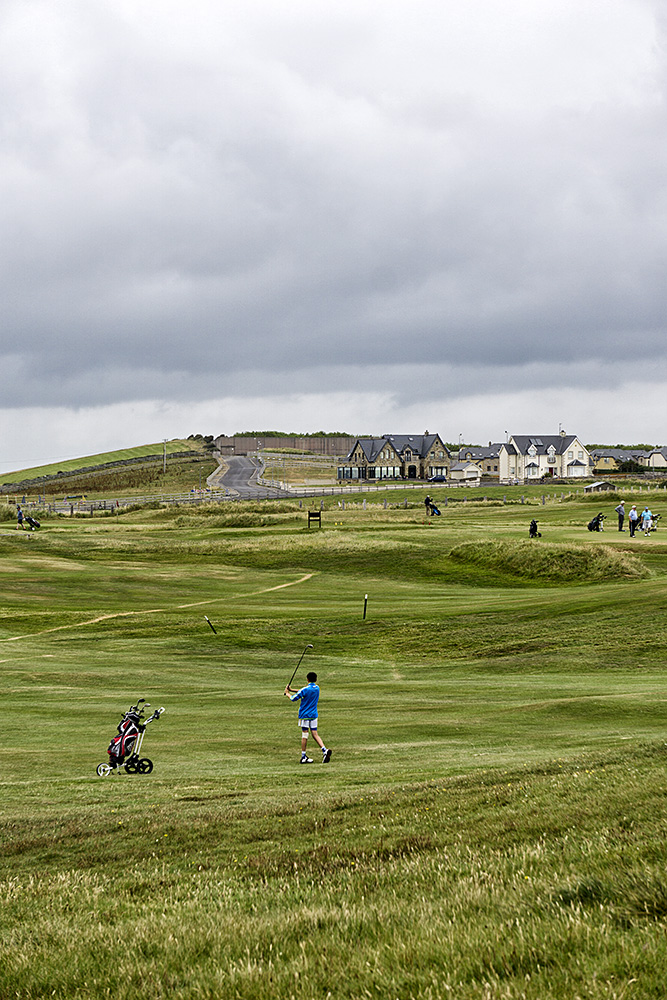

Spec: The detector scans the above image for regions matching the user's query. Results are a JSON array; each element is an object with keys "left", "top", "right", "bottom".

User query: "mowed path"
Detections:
[{"left": 0, "top": 572, "right": 314, "bottom": 643}]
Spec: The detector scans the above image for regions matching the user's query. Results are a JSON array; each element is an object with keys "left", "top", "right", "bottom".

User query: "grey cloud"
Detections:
[{"left": 1, "top": 0, "right": 667, "bottom": 411}]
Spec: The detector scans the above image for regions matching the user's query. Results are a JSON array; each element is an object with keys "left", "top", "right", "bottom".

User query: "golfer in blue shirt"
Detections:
[{"left": 284, "top": 671, "right": 332, "bottom": 764}]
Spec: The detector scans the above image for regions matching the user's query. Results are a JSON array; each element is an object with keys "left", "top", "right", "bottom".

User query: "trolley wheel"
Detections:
[
  {"left": 137, "top": 758, "right": 153, "bottom": 774},
  {"left": 124, "top": 758, "right": 139, "bottom": 774},
  {"left": 96, "top": 763, "right": 113, "bottom": 777}
]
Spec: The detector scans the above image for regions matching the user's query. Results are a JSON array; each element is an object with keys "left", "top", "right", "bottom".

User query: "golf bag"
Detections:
[
  {"left": 587, "top": 514, "right": 605, "bottom": 532},
  {"left": 529, "top": 519, "right": 541, "bottom": 538},
  {"left": 25, "top": 516, "right": 40, "bottom": 530},
  {"left": 97, "top": 699, "right": 165, "bottom": 777},
  {"left": 430, "top": 503, "right": 441, "bottom": 516}
]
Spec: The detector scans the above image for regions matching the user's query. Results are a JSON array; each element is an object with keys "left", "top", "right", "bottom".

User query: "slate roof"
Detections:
[
  {"left": 510, "top": 435, "right": 579, "bottom": 455},
  {"left": 450, "top": 461, "right": 482, "bottom": 472},
  {"left": 590, "top": 447, "right": 651, "bottom": 461},
  {"left": 460, "top": 443, "right": 503, "bottom": 461},
  {"left": 347, "top": 434, "right": 449, "bottom": 462}
]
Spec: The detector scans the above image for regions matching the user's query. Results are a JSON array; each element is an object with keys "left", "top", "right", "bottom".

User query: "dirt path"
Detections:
[{"left": 0, "top": 572, "right": 314, "bottom": 643}]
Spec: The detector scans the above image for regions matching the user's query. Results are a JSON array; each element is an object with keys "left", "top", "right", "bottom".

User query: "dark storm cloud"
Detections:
[{"left": 1, "top": 0, "right": 666, "bottom": 410}]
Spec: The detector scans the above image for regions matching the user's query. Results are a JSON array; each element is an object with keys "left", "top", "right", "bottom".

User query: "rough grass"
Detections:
[
  {"left": 2, "top": 495, "right": 667, "bottom": 998},
  {"left": 2, "top": 749, "right": 667, "bottom": 999},
  {"left": 450, "top": 539, "right": 649, "bottom": 582}
]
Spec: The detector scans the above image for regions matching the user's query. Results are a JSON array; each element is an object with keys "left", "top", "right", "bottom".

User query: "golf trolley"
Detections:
[{"left": 96, "top": 699, "right": 165, "bottom": 777}]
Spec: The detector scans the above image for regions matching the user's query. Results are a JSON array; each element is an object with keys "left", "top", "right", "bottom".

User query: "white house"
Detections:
[{"left": 499, "top": 433, "right": 592, "bottom": 483}]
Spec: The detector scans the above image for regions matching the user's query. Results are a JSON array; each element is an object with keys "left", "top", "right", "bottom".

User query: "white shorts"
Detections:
[{"left": 299, "top": 718, "right": 318, "bottom": 730}]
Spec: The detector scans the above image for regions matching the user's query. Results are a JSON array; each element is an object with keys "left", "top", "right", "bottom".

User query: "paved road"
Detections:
[{"left": 215, "top": 455, "right": 287, "bottom": 499}]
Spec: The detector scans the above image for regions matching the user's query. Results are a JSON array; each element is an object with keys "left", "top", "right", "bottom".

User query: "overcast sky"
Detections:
[{"left": 1, "top": 0, "right": 666, "bottom": 470}]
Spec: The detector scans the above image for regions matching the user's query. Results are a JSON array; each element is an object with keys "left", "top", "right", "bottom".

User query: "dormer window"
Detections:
[{"left": 528, "top": 444, "right": 537, "bottom": 457}]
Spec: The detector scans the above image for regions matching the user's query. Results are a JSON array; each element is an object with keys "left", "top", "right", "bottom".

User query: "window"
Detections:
[
  {"left": 568, "top": 452, "right": 573, "bottom": 460},
  {"left": 578, "top": 451, "right": 583, "bottom": 460}
]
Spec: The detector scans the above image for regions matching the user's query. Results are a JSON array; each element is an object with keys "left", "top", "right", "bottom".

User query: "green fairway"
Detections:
[{"left": 2, "top": 493, "right": 667, "bottom": 998}]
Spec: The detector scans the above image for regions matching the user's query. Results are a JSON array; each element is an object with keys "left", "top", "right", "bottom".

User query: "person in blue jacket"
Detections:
[{"left": 284, "top": 671, "right": 332, "bottom": 764}]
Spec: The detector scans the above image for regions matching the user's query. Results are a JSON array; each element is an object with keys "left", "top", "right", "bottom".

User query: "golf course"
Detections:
[{"left": 2, "top": 485, "right": 667, "bottom": 999}]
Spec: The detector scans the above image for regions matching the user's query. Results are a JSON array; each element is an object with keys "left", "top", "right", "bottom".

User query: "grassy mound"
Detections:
[{"left": 449, "top": 539, "right": 648, "bottom": 583}]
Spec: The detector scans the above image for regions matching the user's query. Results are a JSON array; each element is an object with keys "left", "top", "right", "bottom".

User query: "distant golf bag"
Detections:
[
  {"left": 587, "top": 514, "right": 605, "bottom": 532},
  {"left": 25, "top": 516, "right": 40, "bottom": 530},
  {"left": 529, "top": 519, "right": 541, "bottom": 538},
  {"left": 96, "top": 699, "right": 165, "bottom": 777},
  {"left": 430, "top": 503, "right": 441, "bottom": 516}
]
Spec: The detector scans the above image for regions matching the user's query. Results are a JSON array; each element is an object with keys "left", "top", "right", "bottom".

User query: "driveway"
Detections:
[{"left": 211, "top": 455, "right": 288, "bottom": 499}]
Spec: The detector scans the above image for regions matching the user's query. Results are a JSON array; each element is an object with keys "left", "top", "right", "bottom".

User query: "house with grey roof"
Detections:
[
  {"left": 338, "top": 434, "right": 450, "bottom": 481},
  {"left": 641, "top": 447, "right": 667, "bottom": 470},
  {"left": 590, "top": 448, "right": 650, "bottom": 473},
  {"left": 458, "top": 443, "right": 503, "bottom": 477},
  {"left": 449, "top": 460, "right": 483, "bottom": 482},
  {"left": 499, "top": 433, "right": 592, "bottom": 483}
]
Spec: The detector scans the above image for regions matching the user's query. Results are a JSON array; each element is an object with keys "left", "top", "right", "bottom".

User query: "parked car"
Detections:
[{"left": 428, "top": 475, "right": 447, "bottom": 482}]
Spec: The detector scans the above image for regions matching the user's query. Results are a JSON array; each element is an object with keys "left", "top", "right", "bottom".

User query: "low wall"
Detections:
[{"left": 215, "top": 435, "right": 356, "bottom": 456}]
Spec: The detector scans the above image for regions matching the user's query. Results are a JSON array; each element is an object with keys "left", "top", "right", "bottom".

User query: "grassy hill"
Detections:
[
  {"left": 1, "top": 493, "right": 667, "bottom": 997},
  {"left": 0, "top": 439, "right": 201, "bottom": 485},
  {"left": 0, "top": 439, "right": 220, "bottom": 497}
]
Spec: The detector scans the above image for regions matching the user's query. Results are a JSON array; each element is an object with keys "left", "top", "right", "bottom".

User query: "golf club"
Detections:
[
  {"left": 204, "top": 616, "right": 217, "bottom": 634},
  {"left": 286, "top": 643, "right": 313, "bottom": 690}
]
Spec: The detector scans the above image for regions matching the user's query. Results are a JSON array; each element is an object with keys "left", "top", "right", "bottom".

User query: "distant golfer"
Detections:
[
  {"left": 16, "top": 505, "right": 24, "bottom": 530},
  {"left": 641, "top": 506, "right": 653, "bottom": 536},
  {"left": 614, "top": 500, "right": 625, "bottom": 531},
  {"left": 629, "top": 504, "right": 639, "bottom": 537},
  {"left": 284, "top": 671, "right": 332, "bottom": 764}
]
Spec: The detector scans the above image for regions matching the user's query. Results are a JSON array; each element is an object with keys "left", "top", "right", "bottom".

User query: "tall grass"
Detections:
[{"left": 450, "top": 539, "right": 649, "bottom": 582}]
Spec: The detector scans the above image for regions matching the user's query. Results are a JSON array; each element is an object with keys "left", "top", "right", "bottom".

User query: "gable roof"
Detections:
[
  {"left": 460, "top": 443, "right": 503, "bottom": 460},
  {"left": 347, "top": 438, "right": 399, "bottom": 462},
  {"left": 510, "top": 435, "right": 581, "bottom": 456},
  {"left": 347, "top": 434, "right": 449, "bottom": 462},
  {"left": 384, "top": 434, "right": 447, "bottom": 458},
  {"left": 451, "top": 460, "right": 482, "bottom": 471},
  {"left": 590, "top": 447, "right": 651, "bottom": 461}
]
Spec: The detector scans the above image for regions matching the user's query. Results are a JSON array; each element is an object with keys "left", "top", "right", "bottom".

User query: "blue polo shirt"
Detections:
[{"left": 291, "top": 682, "right": 319, "bottom": 719}]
